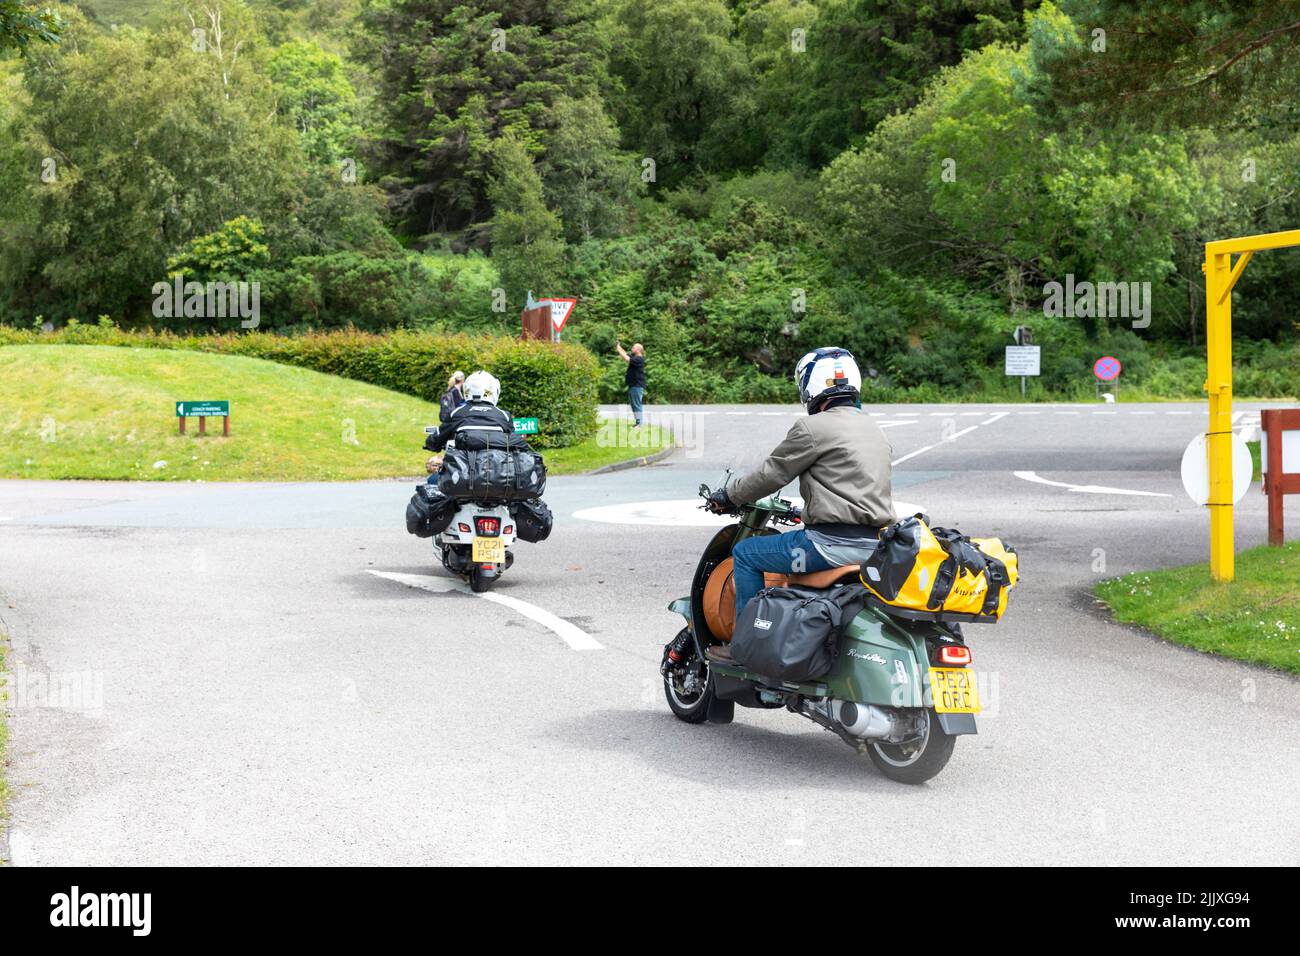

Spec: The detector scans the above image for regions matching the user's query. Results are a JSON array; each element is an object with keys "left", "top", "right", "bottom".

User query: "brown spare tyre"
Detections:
[{"left": 700, "top": 556, "right": 790, "bottom": 642}]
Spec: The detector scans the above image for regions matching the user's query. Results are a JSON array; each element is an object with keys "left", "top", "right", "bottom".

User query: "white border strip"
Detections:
[{"left": 367, "top": 570, "right": 603, "bottom": 651}]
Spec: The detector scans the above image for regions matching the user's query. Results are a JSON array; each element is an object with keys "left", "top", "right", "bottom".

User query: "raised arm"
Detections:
[{"left": 615, "top": 341, "right": 630, "bottom": 363}]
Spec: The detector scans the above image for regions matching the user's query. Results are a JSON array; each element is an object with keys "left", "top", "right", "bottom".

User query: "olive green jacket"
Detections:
[{"left": 727, "top": 405, "right": 894, "bottom": 528}]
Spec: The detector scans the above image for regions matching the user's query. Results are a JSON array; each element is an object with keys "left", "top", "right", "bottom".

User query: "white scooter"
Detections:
[
  {"left": 435, "top": 500, "right": 517, "bottom": 592},
  {"left": 424, "top": 426, "right": 518, "bottom": 592}
]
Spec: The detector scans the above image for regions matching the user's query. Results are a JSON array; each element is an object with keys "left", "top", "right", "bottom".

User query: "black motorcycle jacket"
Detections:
[{"left": 424, "top": 401, "right": 514, "bottom": 452}]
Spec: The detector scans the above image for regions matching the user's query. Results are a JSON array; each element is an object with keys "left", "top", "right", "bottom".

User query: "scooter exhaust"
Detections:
[{"left": 830, "top": 700, "right": 897, "bottom": 739}]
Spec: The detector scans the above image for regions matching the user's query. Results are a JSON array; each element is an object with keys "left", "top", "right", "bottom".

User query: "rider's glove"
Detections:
[{"left": 705, "top": 487, "right": 734, "bottom": 515}]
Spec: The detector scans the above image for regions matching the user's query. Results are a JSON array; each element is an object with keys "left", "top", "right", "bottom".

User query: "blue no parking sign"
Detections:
[{"left": 1093, "top": 356, "right": 1122, "bottom": 382}]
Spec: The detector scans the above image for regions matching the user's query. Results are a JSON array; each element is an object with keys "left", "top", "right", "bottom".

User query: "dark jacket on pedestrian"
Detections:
[
  {"left": 425, "top": 400, "right": 514, "bottom": 452},
  {"left": 438, "top": 385, "right": 464, "bottom": 423},
  {"left": 625, "top": 354, "right": 646, "bottom": 389}
]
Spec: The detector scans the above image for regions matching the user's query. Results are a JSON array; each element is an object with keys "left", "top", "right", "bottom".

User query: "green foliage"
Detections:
[
  {"left": 1035, "top": 0, "right": 1300, "bottom": 128},
  {"left": 540, "top": 94, "right": 640, "bottom": 242},
  {"left": 167, "top": 216, "right": 272, "bottom": 281},
  {"left": 267, "top": 39, "right": 362, "bottom": 165},
  {"left": 609, "top": 0, "right": 757, "bottom": 185},
  {"left": 488, "top": 132, "right": 566, "bottom": 306},
  {"left": 356, "top": 0, "right": 609, "bottom": 238},
  {"left": 0, "top": 0, "right": 62, "bottom": 52}
]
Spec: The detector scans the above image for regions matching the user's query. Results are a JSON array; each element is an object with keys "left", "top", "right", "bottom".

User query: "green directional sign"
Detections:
[
  {"left": 176, "top": 401, "right": 229, "bottom": 417},
  {"left": 512, "top": 417, "right": 539, "bottom": 435}
]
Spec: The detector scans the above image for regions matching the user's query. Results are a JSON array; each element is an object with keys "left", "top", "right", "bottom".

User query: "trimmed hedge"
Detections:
[{"left": 0, "top": 323, "right": 598, "bottom": 448}]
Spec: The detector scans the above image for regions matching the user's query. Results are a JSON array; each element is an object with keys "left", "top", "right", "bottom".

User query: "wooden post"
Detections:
[
  {"left": 179, "top": 416, "right": 186, "bottom": 435},
  {"left": 223, "top": 415, "right": 230, "bottom": 437},
  {"left": 1261, "top": 409, "right": 1300, "bottom": 547},
  {"left": 199, "top": 416, "right": 206, "bottom": 436}
]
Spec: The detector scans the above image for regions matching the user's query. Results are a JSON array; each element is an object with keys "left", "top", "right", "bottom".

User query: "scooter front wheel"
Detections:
[
  {"left": 866, "top": 709, "right": 955, "bottom": 785},
  {"left": 662, "top": 629, "right": 715, "bottom": 724}
]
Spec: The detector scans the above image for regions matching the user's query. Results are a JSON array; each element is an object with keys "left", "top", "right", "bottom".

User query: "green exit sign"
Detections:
[
  {"left": 513, "top": 417, "right": 539, "bottom": 435},
  {"left": 176, "top": 401, "right": 229, "bottom": 417}
]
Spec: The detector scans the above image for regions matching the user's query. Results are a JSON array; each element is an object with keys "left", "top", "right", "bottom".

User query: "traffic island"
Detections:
[{"left": 1095, "top": 542, "right": 1300, "bottom": 674}]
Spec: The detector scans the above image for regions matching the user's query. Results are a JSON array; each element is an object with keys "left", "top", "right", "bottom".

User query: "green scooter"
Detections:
[{"left": 661, "top": 478, "right": 979, "bottom": 784}]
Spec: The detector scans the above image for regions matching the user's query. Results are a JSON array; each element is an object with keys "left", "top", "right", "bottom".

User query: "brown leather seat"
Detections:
[
  {"left": 784, "top": 565, "right": 861, "bottom": 589},
  {"left": 701, "top": 560, "right": 861, "bottom": 641}
]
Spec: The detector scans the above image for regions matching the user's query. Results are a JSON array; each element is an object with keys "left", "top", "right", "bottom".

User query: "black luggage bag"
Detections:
[
  {"left": 438, "top": 446, "right": 546, "bottom": 502},
  {"left": 511, "top": 498, "right": 554, "bottom": 543},
  {"left": 731, "top": 584, "right": 867, "bottom": 682},
  {"left": 405, "top": 482, "right": 456, "bottom": 538}
]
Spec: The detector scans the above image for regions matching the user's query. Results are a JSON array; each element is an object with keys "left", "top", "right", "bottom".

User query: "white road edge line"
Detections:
[
  {"left": 367, "top": 570, "right": 603, "bottom": 651},
  {"left": 1013, "top": 470, "right": 1172, "bottom": 498},
  {"left": 892, "top": 412, "right": 1007, "bottom": 466}
]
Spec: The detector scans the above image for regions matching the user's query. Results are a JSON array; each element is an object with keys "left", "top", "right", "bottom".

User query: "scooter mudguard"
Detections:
[{"left": 823, "top": 607, "right": 929, "bottom": 708}]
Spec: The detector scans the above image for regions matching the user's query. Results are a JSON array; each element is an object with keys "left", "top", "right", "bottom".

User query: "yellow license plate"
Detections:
[
  {"left": 928, "top": 667, "right": 980, "bottom": 714},
  {"left": 472, "top": 537, "right": 505, "bottom": 563}
]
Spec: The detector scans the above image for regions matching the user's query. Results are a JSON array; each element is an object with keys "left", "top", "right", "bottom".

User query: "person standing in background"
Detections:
[
  {"left": 615, "top": 341, "right": 646, "bottom": 427},
  {"left": 439, "top": 370, "right": 465, "bottom": 423}
]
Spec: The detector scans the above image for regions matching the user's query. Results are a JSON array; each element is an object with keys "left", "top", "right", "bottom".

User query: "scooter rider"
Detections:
[
  {"left": 424, "top": 370, "right": 513, "bottom": 453},
  {"left": 705, "top": 347, "right": 894, "bottom": 626}
]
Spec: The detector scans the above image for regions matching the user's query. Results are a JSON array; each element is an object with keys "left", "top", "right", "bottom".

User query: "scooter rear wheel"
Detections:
[
  {"left": 469, "top": 566, "right": 495, "bottom": 592},
  {"left": 866, "top": 709, "right": 955, "bottom": 785}
]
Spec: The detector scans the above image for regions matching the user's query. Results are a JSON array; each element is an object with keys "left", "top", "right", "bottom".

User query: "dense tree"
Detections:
[
  {"left": 487, "top": 132, "right": 565, "bottom": 306},
  {"left": 1037, "top": 0, "right": 1300, "bottom": 127},
  {"left": 744, "top": 0, "right": 1039, "bottom": 167},
  {"left": 267, "top": 39, "right": 362, "bottom": 165},
  {"left": 356, "top": 0, "right": 609, "bottom": 239},
  {"left": 539, "top": 94, "right": 637, "bottom": 241},
  {"left": 608, "top": 0, "right": 757, "bottom": 184},
  {"left": 0, "top": 8, "right": 390, "bottom": 323}
]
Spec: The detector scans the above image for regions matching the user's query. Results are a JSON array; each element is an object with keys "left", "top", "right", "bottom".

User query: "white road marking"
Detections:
[
  {"left": 1013, "top": 471, "right": 1172, "bottom": 498},
  {"left": 891, "top": 414, "right": 1007, "bottom": 466},
  {"left": 367, "top": 570, "right": 603, "bottom": 651}
]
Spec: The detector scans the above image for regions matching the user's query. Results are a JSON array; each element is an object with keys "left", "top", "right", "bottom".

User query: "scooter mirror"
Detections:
[{"left": 423, "top": 426, "right": 438, "bottom": 434}]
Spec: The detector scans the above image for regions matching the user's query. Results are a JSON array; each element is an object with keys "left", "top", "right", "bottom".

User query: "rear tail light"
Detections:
[
  {"left": 457, "top": 522, "right": 472, "bottom": 533},
  {"left": 475, "top": 516, "right": 500, "bottom": 536},
  {"left": 503, "top": 525, "right": 513, "bottom": 536},
  {"left": 938, "top": 645, "right": 971, "bottom": 666}
]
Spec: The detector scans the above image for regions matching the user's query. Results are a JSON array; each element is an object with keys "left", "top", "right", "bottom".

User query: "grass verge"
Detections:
[
  {"left": 1095, "top": 542, "right": 1300, "bottom": 675},
  {"left": 0, "top": 345, "right": 643, "bottom": 480}
]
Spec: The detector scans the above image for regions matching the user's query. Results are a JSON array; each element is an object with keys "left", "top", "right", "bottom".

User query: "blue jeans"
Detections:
[
  {"left": 627, "top": 386, "right": 645, "bottom": 425},
  {"left": 731, "top": 529, "right": 833, "bottom": 626}
]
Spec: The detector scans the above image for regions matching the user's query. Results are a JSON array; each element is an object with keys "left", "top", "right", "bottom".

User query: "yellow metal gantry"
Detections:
[{"left": 1202, "top": 228, "right": 1300, "bottom": 581}]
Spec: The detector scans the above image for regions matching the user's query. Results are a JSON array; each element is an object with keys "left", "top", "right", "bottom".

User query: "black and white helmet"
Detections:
[{"left": 795, "top": 347, "right": 862, "bottom": 405}]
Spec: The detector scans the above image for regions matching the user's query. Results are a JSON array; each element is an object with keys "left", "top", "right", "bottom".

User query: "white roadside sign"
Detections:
[
  {"left": 1260, "top": 429, "right": 1300, "bottom": 475},
  {"left": 1005, "top": 345, "right": 1041, "bottom": 377},
  {"left": 1180, "top": 432, "right": 1253, "bottom": 506}
]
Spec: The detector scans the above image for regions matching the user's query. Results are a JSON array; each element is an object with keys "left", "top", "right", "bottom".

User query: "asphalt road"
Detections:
[{"left": 2, "top": 401, "right": 1298, "bottom": 865}]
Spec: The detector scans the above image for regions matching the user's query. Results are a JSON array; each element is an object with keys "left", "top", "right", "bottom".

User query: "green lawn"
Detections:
[
  {"left": 0, "top": 345, "right": 661, "bottom": 480},
  {"left": 1095, "top": 542, "right": 1300, "bottom": 674}
]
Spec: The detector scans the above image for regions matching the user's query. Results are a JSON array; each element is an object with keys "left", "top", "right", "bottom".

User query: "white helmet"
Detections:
[
  {"left": 463, "top": 370, "right": 501, "bottom": 406},
  {"left": 795, "top": 347, "right": 862, "bottom": 405}
]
